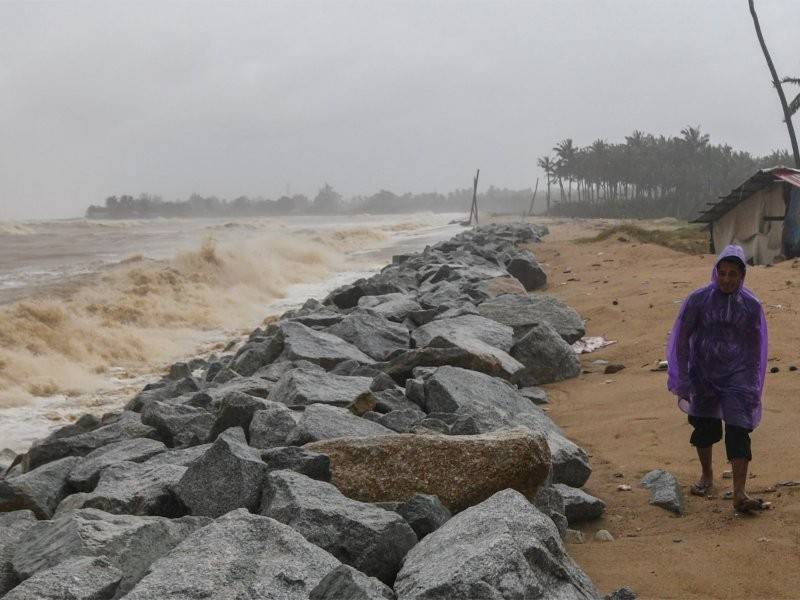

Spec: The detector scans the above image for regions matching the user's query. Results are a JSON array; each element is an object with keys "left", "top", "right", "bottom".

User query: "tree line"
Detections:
[
  {"left": 538, "top": 127, "right": 792, "bottom": 219},
  {"left": 85, "top": 184, "right": 537, "bottom": 219}
]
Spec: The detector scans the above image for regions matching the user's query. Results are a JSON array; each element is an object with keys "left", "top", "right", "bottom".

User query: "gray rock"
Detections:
[
  {"left": 256, "top": 359, "right": 322, "bottom": 381},
  {"left": 230, "top": 336, "right": 283, "bottom": 376},
  {"left": 126, "top": 377, "right": 201, "bottom": 412},
  {"left": 261, "top": 446, "right": 331, "bottom": 481},
  {"left": 605, "top": 586, "right": 638, "bottom": 600},
  {"left": 210, "top": 365, "right": 239, "bottom": 385},
  {"left": 553, "top": 483, "right": 606, "bottom": 524},
  {"left": 175, "top": 427, "right": 269, "bottom": 517},
  {"left": 3, "top": 556, "right": 122, "bottom": 600},
  {"left": 327, "top": 309, "right": 410, "bottom": 361},
  {"left": 505, "top": 250, "right": 548, "bottom": 291},
  {"left": 57, "top": 461, "right": 187, "bottom": 517},
  {"left": 518, "top": 386, "right": 550, "bottom": 405},
  {"left": 291, "top": 310, "right": 346, "bottom": 328},
  {"left": 411, "top": 314, "right": 514, "bottom": 352},
  {"left": 377, "top": 410, "right": 424, "bottom": 433},
  {"left": 423, "top": 366, "right": 540, "bottom": 433},
  {"left": 142, "top": 444, "right": 210, "bottom": 467},
  {"left": 167, "top": 362, "right": 192, "bottom": 380},
  {"left": 370, "top": 372, "right": 399, "bottom": 392},
  {"left": 0, "top": 456, "right": 80, "bottom": 519},
  {"left": 478, "top": 294, "right": 586, "bottom": 344},
  {"left": 381, "top": 344, "right": 523, "bottom": 385},
  {"left": 279, "top": 320, "right": 374, "bottom": 369},
  {"left": 413, "top": 418, "right": 450, "bottom": 435},
  {"left": 404, "top": 378, "right": 426, "bottom": 407},
  {"left": 533, "top": 484, "right": 568, "bottom": 537},
  {"left": 11, "top": 508, "right": 209, "bottom": 596},
  {"left": 68, "top": 438, "right": 166, "bottom": 492},
  {"left": 374, "top": 388, "right": 423, "bottom": 414},
  {"left": 269, "top": 368, "right": 373, "bottom": 408},
  {"left": 360, "top": 293, "right": 422, "bottom": 323},
  {"left": 640, "top": 469, "right": 685, "bottom": 515},
  {"left": 310, "top": 564, "right": 396, "bottom": 600},
  {"left": 449, "top": 414, "right": 480, "bottom": 435},
  {"left": 261, "top": 470, "right": 417, "bottom": 585},
  {"left": 24, "top": 412, "right": 159, "bottom": 472},
  {"left": 207, "top": 391, "right": 269, "bottom": 442},
  {"left": 249, "top": 402, "right": 300, "bottom": 449},
  {"left": 397, "top": 494, "right": 451, "bottom": 539},
  {"left": 511, "top": 322, "right": 582, "bottom": 386},
  {"left": 547, "top": 430, "right": 592, "bottom": 488},
  {"left": 0, "top": 511, "right": 37, "bottom": 596},
  {"left": 394, "top": 489, "right": 597, "bottom": 600},
  {"left": 122, "top": 509, "right": 339, "bottom": 599},
  {"left": 0, "top": 448, "right": 17, "bottom": 473},
  {"left": 287, "top": 404, "right": 394, "bottom": 445},
  {"left": 141, "top": 401, "right": 214, "bottom": 448}
]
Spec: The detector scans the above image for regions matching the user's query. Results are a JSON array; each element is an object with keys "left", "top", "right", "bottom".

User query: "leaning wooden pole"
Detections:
[
  {"left": 749, "top": 0, "right": 800, "bottom": 168},
  {"left": 526, "top": 177, "right": 540, "bottom": 217},
  {"left": 469, "top": 168, "right": 480, "bottom": 225}
]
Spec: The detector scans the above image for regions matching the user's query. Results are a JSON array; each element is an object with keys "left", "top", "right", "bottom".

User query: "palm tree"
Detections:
[{"left": 537, "top": 156, "right": 556, "bottom": 214}]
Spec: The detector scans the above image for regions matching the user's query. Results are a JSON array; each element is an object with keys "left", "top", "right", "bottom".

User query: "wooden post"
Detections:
[
  {"left": 526, "top": 178, "right": 540, "bottom": 217},
  {"left": 468, "top": 169, "right": 480, "bottom": 225}
]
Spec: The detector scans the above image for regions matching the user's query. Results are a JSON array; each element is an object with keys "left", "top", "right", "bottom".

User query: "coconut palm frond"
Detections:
[
  {"left": 781, "top": 77, "right": 800, "bottom": 86},
  {"left": 789, "top": 92, "right": 800, "bottom": 117}
]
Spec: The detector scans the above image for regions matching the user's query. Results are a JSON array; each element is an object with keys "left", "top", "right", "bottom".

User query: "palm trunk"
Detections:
[{"left": 749, "top": 0, "right": 800, "bottom": 168}]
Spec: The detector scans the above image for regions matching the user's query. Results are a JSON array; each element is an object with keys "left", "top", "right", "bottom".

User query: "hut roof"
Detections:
[{"left": 692, "top": 166, "right": 800, "bottom": 224}]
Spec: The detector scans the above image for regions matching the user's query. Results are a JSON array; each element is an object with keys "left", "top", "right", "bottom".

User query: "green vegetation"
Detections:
[{"left": 575, "top": 223, "right": 709, "bottom": 255}]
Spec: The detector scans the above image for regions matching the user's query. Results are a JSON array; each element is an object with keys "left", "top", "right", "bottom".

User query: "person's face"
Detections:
[{"left": 717, "top": 260, "right": 743, "bottom": 294}]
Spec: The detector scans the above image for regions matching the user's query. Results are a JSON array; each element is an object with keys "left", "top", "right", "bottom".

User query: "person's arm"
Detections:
[{"left": 667, "top": 293, "right": 700, "bottom": 398}]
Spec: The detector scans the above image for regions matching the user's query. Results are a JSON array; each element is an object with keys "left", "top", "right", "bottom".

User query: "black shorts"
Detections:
[{"left": 688, "top": 415, "right": 752, "bottom": 461}]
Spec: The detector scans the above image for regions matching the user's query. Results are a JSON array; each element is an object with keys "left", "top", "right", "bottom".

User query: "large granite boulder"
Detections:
[
  {"left": 359, "top": 293, "right": 421, "bottom": 323},
  {"left": 278, "top": 321, "right": 373, "bottom": 369},
  {"left": 175, "top": 427, "right": 269, "bottom": 517},
  {"left": 478, "top": 293, "right": 586, "bottom": 343},
  {"left": 310, "top": 564, "right": 396, "bottom": 600},
  {"left": 123, "top": 509, "right": 339, "bottom": 599},
  {"left": 511, "top": 322, "right": 582, "bottom": 386},
  {"left": 261, "top": 446, "right": 331, "bottom": 482},
  {"left": 142, "top": 444, "right": 210, "bottom": 468},
  {"left": 206, "top": 391, "right": 269, "bottom": 442},
  {"left": 381, "top": 345, "right": 522, "bottom": 385},
  {"left": 56, "top": 461, "right": 187, "bottom": 517},
  {"left": 261, "top": 470, "right": 417, "bottom": 585},
  {"left": 396, "top": 493, "right": 452, "bottom": 539},
  {"left": 229, "top": 336, "right": 283, "bottom": 376},
  {"left": 2, "top": 556, "right": 122, "bottom": 600},
  {"left": 269, "top": 368, "right": 372, "bottom": 408},
  {"left": 23, "top": 412, "right": 159, "bottom": 472},
  {"left": 411, "top": 314, "right": 514, "bottom": 352},
  {"left": 141, "top": 401, "right": 214, "bottom": 448},
  {"left": 394, "top": 489, "right": 596, "bottom": 600},
  {"left": 0, "top": 456, "right": 80, "bottom": 519},
  {"left": 11, "top": 508, "right": 209, "bottom": 596},
  {"left": 288, "top": 404, "right": 394, "bottom": 445},
  {"left": 67, "top": 438, "right": 166, "bottom": 492},
  {"left": 547, "top": 430, "right": 592, "bottom": 488},
  {"left": 0, "top": 511, "right": 37, "bottom": 595},
  {"left": 249, "top": 403, "right": 300, "bottom": 449},
  {"left": 326, "top": 309, "right": 410, "bottom": 361},
  {"left": 422, "top": 366, "right": 540, "bottom": 432},
  {"left": 504, "top": 250, "right": 548, "bottom": 291},
  {"left": 305, "top": 428, "right": 550, "bottom": 512}
]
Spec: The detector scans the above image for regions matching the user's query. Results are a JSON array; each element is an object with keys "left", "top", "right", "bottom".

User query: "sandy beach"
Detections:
[{"left": 528, "top": 218, "right": 800, "bottom": 599}]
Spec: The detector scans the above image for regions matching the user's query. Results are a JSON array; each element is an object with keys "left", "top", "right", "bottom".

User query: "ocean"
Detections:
[{"left": 0, "top": 213, "right": 463, "bottom": 452}]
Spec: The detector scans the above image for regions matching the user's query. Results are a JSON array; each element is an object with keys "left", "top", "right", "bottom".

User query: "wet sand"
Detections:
[{"left": 528, "top": 218, "right": 800, "bottom": 599}]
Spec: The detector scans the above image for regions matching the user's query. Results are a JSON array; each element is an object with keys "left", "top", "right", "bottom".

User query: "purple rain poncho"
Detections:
[{"left": 667, "top": 244, "right": 768, "bottom": 430}]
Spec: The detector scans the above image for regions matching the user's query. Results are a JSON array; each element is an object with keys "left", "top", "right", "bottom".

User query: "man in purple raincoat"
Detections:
[{"left": 667, "top": 244, "right": 768, "bottom": 513}]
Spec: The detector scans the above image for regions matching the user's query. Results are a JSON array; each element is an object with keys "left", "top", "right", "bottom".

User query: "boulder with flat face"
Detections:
[
  {"left": 478, "top": 293, "right": 586, "bottom": 344},
  {"left": 248, "top": 403, "right": 300, "bottom": 449},
  {"left": 261, "top": 446, "right": 331, "bottom": 482},
  {"left": 394, "top": 489, "right": 596, "bottom": 600},
  {"left": 175, "top": 427, "right": 269, "bottom": 517},
  {"left": 553, "top": 483, "right": 606, "bottom": 524},
  {"left": 287, "top": 404, "right": 395, "bottom": 445},
  {"left": 278, "top": 321, "right": 374, "bottom": 369},
  {"left": 411, "top": 314, "right": 514, "bottom": 353},
  {"left": 206, "top": 392, "right": 270, "bottom": 442},
  {"left": 0, "top": 456, "right": 80, "bottom": 519},
  {"left": 67, "top": 438, "right": 166, "bottom": 492},
  {"left": 269, "top": 368, "right": 373, "bottom": 408},
  {"left": 141, "top": 401, "right": 214, "bottom": 448},
  {"left": 310, "top": 564, "right": 396, "bottom": 600},
  {"left": 511, "top": 322, "right": 582, "bottom": 386},
  {"left": 504, "top": 249, "right": 548, "bottom": 291},
  {"left": 122, "top": 509, "right": 339, "bottom": 600},
  {"left": 326, "top": 310, "right": 410, "bottom": 361},
  {"left": 2, "top": 556, "right": 122, "bottom": 600},
  {"left": 261, "top": 470, "right": 417, "bottom": 585},
  {"left": 11, "top": 508, "right": 209, "bottom": 596},
  {"left": 359, "top": 294, "right": 421, "bottom": 323},
  {"left": 305, "top": 428, "right": 550, "bottom": 513},
  {"left": 0, "top": 511, "right": 37, "bottom": 596}
]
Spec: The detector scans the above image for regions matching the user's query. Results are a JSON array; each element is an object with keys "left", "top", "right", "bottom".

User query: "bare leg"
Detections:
[
  {"left": 732, "top": 457, "right": 750, "bottom": 505},
  {"left": 696, "top": 446, "right": 713, "bottom": 488}
]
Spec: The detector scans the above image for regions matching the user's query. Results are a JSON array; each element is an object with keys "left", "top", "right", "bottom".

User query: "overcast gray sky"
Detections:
[{"left": 0, "top": 0, "right": 797, "bottom": 220}]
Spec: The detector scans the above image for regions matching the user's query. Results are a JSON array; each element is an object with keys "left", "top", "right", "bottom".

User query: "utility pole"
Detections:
[
  {"left": 468, "top": 169, "right": 480, "bottom": 225},
  {"left": 526, "top": 178, "right": 540, "bottom": 217}
]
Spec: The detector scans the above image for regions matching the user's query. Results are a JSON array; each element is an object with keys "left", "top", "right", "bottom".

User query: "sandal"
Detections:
[
  {"left": 734, "top": 497, "right": 767, "bottom": 514},
  {"left": 690, "top": 482, "right": 713, "bottom": 497}
]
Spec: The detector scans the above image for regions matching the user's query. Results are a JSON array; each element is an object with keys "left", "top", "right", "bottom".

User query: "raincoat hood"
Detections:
[{"left": 711, "top": 244, "right": 747, "bottom": 291}]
